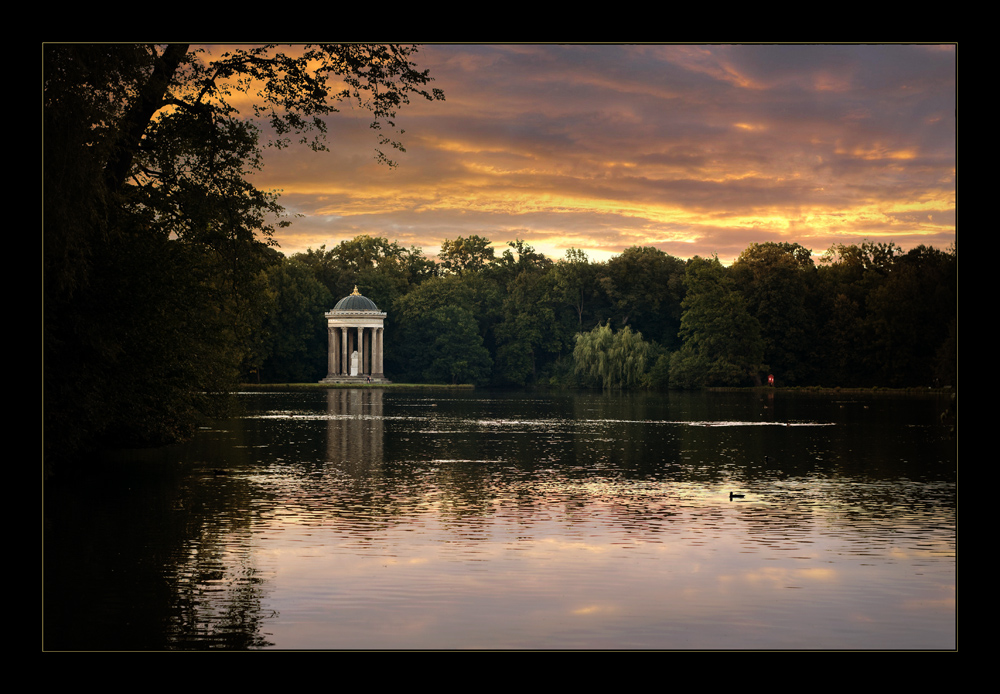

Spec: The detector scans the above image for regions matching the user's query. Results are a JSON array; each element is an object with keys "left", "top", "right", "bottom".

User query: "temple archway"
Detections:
[{"left": 319, "top": 286, "right": 390, "bottom": 383}]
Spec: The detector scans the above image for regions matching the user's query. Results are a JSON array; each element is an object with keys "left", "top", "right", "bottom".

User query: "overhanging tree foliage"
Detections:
[{"left": 45, "top": 44, "right": 444, "bottom": 467}]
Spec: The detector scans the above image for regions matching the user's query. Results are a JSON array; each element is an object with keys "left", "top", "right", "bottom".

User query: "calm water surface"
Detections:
[{"left": 45, "top": 389, "right": 956, "bottom": 650}]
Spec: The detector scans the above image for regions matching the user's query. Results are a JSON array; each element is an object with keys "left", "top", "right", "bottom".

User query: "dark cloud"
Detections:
[{"left": 261, "top": 44, "right": 955, "bottom": 264}]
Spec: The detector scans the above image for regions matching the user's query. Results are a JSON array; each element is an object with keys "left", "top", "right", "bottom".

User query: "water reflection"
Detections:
[
  {"left": 44, "top": 389, "right": 955, "bottom": 650},
  {"left": 324, "top": 388, "right": 385, "bottom": 469}
]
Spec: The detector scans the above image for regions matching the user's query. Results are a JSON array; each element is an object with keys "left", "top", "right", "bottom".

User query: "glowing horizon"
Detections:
[{"left": 244, "top": 44, "right": 955, "bottom": 266}]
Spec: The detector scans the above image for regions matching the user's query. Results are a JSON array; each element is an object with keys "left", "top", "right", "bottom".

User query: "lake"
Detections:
[{"left": 44, "top": 388, "right": 956, "bottom": 650}]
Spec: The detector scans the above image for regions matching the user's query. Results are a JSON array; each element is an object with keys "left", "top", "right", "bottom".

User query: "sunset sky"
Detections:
[{"left": 246, "top": 44, "right": 956, "bottom": 265}]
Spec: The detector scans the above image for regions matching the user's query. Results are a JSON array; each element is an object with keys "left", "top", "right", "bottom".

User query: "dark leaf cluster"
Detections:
[
  {"left": 45, "top": 43, "right": 443, "bottom": 470},
  {"left": 268, "top": 236, "right": 954, "bottom": 393}
]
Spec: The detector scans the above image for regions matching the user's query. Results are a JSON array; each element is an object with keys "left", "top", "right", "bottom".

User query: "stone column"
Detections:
[
  {"left": 351, "top": 328, "right": 362, "bottom": 375},
  {"left": 358, "top": 327, "right": 365, "bottom": 375},
  {"left": 366, "top": 327, "right": 372, "bottom": 378},
  {"left": 375, "top": 327, "right": 384, "bottom": 377},
  {"left": 363, "top": 327, "right": 370, "bottom": 375},
  {"left": 334, "top": 327, "right": 337, "bottom": 376},
  {"left": 340, "top": 327, "right": 348, "bottom": 376}
]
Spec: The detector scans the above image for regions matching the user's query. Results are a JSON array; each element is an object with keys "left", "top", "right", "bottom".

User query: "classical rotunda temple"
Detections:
[{"left": 319, "top": 286, "right": 390, "bottom": 383}]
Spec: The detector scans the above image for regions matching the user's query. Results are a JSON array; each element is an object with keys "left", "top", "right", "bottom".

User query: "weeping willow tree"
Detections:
[{"left": 573, "top": 322, "right": 652, "bottom": 389}]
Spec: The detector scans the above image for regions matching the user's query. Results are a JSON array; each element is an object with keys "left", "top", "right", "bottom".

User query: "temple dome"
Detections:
[{"left": 333, "top": 287, "right": 380, "bottom": 312}]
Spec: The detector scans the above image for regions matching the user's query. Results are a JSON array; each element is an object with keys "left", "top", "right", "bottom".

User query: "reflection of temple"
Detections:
[
  {"left": 320, "top": 287, "right": 391, "bottom": 383},
  {"left": 325, "top": 389, "right": 385, "bottom": 467}
]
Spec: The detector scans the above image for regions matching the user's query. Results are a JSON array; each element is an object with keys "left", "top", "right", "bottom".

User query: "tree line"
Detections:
[
  {"left": 260, "top": 236, "right": 955, "bottom": 393},
  {"left": 44, "top": 44, "right": 955, "bottom": 471}
]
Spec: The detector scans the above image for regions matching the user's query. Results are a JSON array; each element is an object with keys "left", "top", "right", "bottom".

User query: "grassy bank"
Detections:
[
  {"left": 239, "top": 382, "right": 476, "bottom": 391},
  {"left": 704, "top": 385, "right": 955, "bottom": 395}
]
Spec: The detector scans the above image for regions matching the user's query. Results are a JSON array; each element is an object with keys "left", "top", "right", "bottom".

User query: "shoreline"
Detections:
[{"left": 239, "top": 382, "right": 476, "bottom": 390}]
